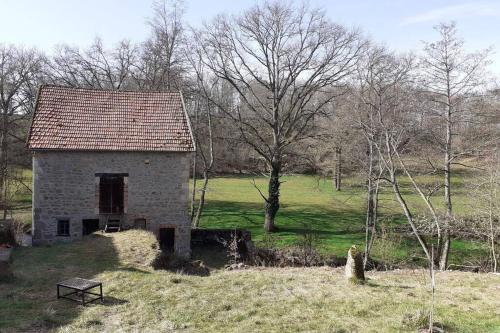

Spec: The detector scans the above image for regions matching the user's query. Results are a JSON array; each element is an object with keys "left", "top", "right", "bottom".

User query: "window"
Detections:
[{"left": 57, "top": 219, "right": 70, "bottom": 236}]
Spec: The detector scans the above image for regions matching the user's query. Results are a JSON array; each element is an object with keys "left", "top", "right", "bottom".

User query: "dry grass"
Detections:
[
  {"left": 1, "top": 231, "right": 499, "bottom": 333},
  {"left": 110, "top": 230, "right": 160, "bottom": 269}
]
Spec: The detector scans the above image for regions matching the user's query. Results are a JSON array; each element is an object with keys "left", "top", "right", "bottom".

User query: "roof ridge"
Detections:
[{"left": 40, "top": 84, "right": 183, "bottom": 95}]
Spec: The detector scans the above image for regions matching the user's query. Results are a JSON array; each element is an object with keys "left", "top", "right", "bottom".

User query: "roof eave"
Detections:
[
  {"left": 28, "top": 147, "right": 196, "bottom": 153},
  {"left": 26, "top": 84, "right": 45, "bottom": 148},
  {"left": 179, "top": 90, "right": 197, "bottom": 152}
]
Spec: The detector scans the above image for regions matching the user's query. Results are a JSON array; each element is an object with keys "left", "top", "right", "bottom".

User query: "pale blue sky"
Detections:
[{"left": 0, "top": 0, "right": 498, "bottom": 73}]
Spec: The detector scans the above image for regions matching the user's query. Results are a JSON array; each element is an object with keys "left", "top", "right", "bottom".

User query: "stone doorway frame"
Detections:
[{"left": 94, "top": 173, "right": 128, "bottom": 215}]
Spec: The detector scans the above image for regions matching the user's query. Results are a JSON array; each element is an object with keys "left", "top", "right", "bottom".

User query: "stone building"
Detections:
[{"left": 27, "top": 85, "right": 195, "bottom": 257}]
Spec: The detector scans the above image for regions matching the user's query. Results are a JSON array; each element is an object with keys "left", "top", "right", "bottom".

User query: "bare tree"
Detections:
[
  {"left": 355, "top": 48, "right": 432, "bottom": 262},
  {"left": 362, "top": 139, "right": 383, "bottom": 268},
  {"left": 420, "top": 22, "right": 492, "bottom": 270},
  {"left": 48, "top": 38, "right": 137, "bottom": 90},
  {"left": 186, "top": 53, "right": 217, "bottom": 227},
  {"left": 133, "top": 0, "right": 186, "bottom": 90},
  {"left": 191, "top": 101, "right": 215, "bottom": 227},
  {"left": 0, "top": 45, "right": 44, "bottom": 218},
  {"left": 353, "top": 48, "right": 386, "bottom": 267},
  {"left": 194, "top": 1, "right": 365, "bottom": 231}
]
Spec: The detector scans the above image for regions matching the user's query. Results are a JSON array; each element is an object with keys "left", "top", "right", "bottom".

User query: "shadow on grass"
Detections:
[
  {"left": 276, "top": 226, "right": 361, "bottom": 236},
  {"left": 101, "top": 295, "right": 129, "bottom": 306},
  {"left": 201, "top": 200, "right": 372, "bottom": 239},
  {"left": 119, "top": 266, "right": 151, "bottom": 274},
  {"left": 365, "top": 280, "right": 415, "bottom": 290},
  {"left": 201, "top": 200, "right": 369, "bottom": 229},
  {"left": 0, "top": 233, "right": 123, "bottom": 331}
]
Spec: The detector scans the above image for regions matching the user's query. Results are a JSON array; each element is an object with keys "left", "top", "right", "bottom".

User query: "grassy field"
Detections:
[
  {"left": 1, "top": 231, "right": 499, "bottom": 333},
  {"left": 7, "top": 168, "right": 489, "bottom": 266},
  {"left": 194, "top": 173, "right": 488, "bottom": 266}
]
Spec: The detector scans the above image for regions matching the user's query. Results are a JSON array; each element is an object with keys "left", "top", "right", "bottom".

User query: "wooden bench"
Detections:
[{"left": 57, "top": 278, "right": 103, "bottom": 305}]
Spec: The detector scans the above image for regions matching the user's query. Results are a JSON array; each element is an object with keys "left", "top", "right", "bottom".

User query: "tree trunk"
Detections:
[
  {"left": 193, "top": 171, "right": 209, "bottom": 228},
  {"left": 264, "top": 161, "right": 281, "bottom": 232},
  {"left": 489, "top": 195, "right": 498, "bottom": 273},
  {"left": 334, "top": 147, "right": 342, "bottom": 191},
  {"left": 438, "top": 230, "right": 450, "bottom": 270},
  {"left": 439, "top": 102, "right": 453, "bottom": 270},
  {"left": 0, "top": 112, "right": 8, "bottom": 219},
  {"left": 395, "top": 152, "right": 443, "bottom": 268},
  {"left": 364, "top": 142, "right": 377, "bottom": 268},
  {"left": 444, "top": 154, "right": 452, "bottom": 216},
  {"left": 444, "top": 117, "right": 452, "bottom": 220},
  {"left": 190, "top": 152, "right": 197, "bottom": 223},
  {"left": 390, "top": 169, "right": 432, "bottom": 263},
  {"left": 364, "top": 179, "right": 379, "bottom": 268}
]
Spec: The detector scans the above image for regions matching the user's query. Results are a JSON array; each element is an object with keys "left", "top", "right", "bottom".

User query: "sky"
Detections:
[{"left": 0, "top": 0, "right": 499, "bottom": 74}]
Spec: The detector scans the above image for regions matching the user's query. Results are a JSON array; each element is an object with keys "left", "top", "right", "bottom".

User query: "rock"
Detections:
[{"left": 345, "top": 245, "right": 365, "bottom": 282}]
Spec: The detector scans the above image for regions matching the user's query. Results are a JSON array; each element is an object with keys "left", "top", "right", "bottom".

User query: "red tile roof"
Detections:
[{"left": 27, "top": 85, "right": 195, "bottom": 152}]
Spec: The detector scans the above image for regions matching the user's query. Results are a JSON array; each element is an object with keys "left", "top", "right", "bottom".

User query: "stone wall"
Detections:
[{"left": 32, "top": 150, "right": 193, "bottom": 257}]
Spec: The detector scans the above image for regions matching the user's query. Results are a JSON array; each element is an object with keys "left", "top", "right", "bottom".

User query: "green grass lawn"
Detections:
[
  {"left": 2, "top": 231, "right": 499, "bottom": 333},
  {"left": 195, "top": 174, "right": 488, "bottom": 266},
  {"left": 6, "top": 169, "right": 490, "bottom": 266}
]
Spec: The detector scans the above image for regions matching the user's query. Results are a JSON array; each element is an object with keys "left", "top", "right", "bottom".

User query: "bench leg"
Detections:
[
  {"left": 100, "top": 284, "right": 103, "bottom": 302},
  {"left": 81, "top": 290, "right": 85, "bottom": 306},
  {"left": 57, "top": 285, "right": 60, "bottom": 299}
]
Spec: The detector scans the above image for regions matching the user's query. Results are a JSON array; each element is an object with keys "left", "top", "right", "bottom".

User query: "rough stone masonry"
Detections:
[
  {"left": 32, "top": 151, "right": 192, "bottom": 256},
  {"left": 27, "top": 86, "right": 195, "bottom": 258}
]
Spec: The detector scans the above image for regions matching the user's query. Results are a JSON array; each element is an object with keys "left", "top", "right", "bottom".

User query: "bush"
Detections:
[
  {"left": 249, "top": 246, "right": 345, "bottom": 267},
  {"left": 371, "top": 225, "right": 405, "bottom": 269},
  {"left": 295, "top": 226, "right": 320, "bottom": 266},
  {"left": 0, "top": 219, "right": 25, "bottom": 245}
]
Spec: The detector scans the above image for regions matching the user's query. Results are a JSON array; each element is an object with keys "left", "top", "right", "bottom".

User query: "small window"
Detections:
[{"left": 57, "top": 219, "right": 70, "bottom": 236}]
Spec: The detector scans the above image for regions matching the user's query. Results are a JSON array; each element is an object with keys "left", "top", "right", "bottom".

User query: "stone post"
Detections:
[{"left": 345, "top": 245, "right": 365, "bottom": 282}]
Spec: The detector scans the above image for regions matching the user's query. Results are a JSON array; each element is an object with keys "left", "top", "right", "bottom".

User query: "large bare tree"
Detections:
[
  {"left": 420, "top": 22, "right": 492, "bottom": 270},
  {"left": 194, "top": 1, "right": 365, "bottom": 231}
]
